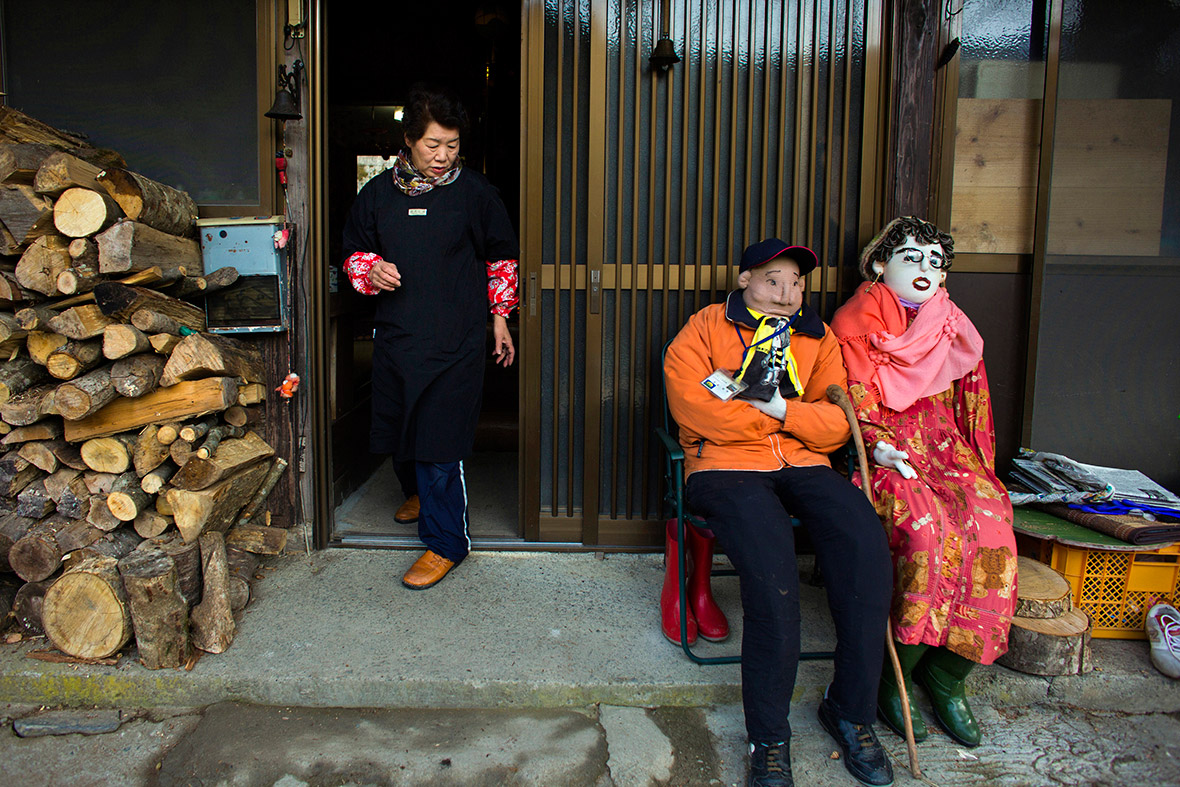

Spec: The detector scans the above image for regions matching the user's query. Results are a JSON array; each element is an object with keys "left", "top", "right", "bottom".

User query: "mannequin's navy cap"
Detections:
[{"left": 738, "top": 239, "right": 818, "bottom": 276}]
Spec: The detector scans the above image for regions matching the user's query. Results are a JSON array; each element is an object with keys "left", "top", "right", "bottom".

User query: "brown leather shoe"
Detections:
[
  {"left": 401, "top": 550, "right": 456, "bottom": 590},
  {"left": 394, "top": 495, "right": 420, "bottom": 524}
]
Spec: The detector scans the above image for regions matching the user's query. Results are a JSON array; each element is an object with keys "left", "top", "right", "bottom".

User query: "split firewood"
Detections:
[
  {"left": 56, "top": 366, "right": 121, "bottom": 421},
  {"left": 51, "top": 441, "right": 87, "bottom": 471},
  {"left": 80, "top": 435, "right": 134, "bottom": 474},
  {"left": 83, "top": 471, "right": 119, "bottom": 495},
  {"left": 15, "top": 234, "right": 72, "bottom": 296},
  {"left": 0, "top": 106, "right": 90, "bottom": 150},
  {"left": 86, "top": 495, "right": 121, "bottom": 532},
  {"left": 95, "top": 284, "right": 206, "bottom": 334},
  {"left": 161, "top": 333, "right": 262, "bottom": 387},
  {"left": 149, "top": 332, "right": 182, "bottom": 355},
  {"left": 0, "top": 354, "right": 50, "bottom": 402},
  {"left": 155, "top": 421, "right": 182, "bottom": 446},
  {"left": 0, "top": 450, "right": 43, "bottom": 495},
  {"left": 33, "top": 151, "right": 106, "bottom": 197},
  {"left": 0, "top": 311, "right": 27, "bottom": 347},
  {"left": 62, "top": 376, "right": 240, "bottom": 442},
  {"left": 12, "top": 579, "right": 52, "bottom": 634},
  {"left": 0, "top": 267, "right": 28, "bottom": 307},
  {"left": 238, "top": 382, "right": 266, "bottom": 406},
  {"left": 96, "top": 219, "right": 200, "bottom": 276},
  {"left": 225, "top": 546, "right": 259, "bottom": 612},
  {"left": 17, "top": 439, "right": 68, "bottom": 473},
  {"left": 0, "top": 382, "right": 57, "bottom": 426},
  {"left": 178, "top": 418, "right": 216, "bottom": 444},
  {"left": 132, "top": 425, "right": 171, "bottom": 477},
  {"left": 134, "top": 310, "right": 184, "bottom": 336},
  {"left": 167, "top": 461, "right": 269, "bottom": 543},
  {"left": 222, "top": 405, "right": 249, "bottom": 428},
  {"left": 102, "top": 323, "right": 151, "bottom": 359},
  {"left": 64, "top": 527, "right": 140, "bottom": 567},
  {"left": 156, "top": 495, "right": 174, "bottom": 516},
  {"left": 9, "top": 514, "right": 102, "bottom": 582},
  {"left": 15, "top": 304, "right": 58, "bottom": 331},
  {"left": 43, "top": 554, "right": 133, "bottom": 659},
  {"left": 52, "top": 187, "right": 121, "bottom": 238},
  {"left": 46, "top": 338, "right": 103, "bottom": 380},
  {"left": 0, "top": 226, "right": 21, "bottom": 257},
  {"left": 26, "top": 331, "right": 68, "bottom": 366},
  {"left": 111, "top": 353, "right": 166, "bottom": 398},
  {"left": 0, "top": 183, "right": 55, "bottom": 245},
  {"left": 48, "top": 265, "right": 167, "bottom": 312},
  {"left": 17, "top": 478, "right": 55, "bottom": 518},
  {"left": 96, "top": 169, "right": 198, "bottom": 238},
  {"left": 133, "top": 509, "right": 172, "bottom": 539},
  {"left": 56, "top": 474, "right": 91, "bottom": 519},
  {"left": 225, "top": 523, "right": 287, "bottom": 555},
  {"left": 118, "top": 547, "right": 190, "bottom": 669},
  {"left": 170, "top": 439, "right": 195, "bottom": 467},
  {"left": 140, "top": 460, "right": 177, "bottom": 494},
  {"left": 42, "top": 466, "right": 81, "bottom": 501},
  {"left": 56, "top": 258, "right": 101, "bottom": 296},
  {"left": 47, "top": 304, "right": 114, "bottom": 340},
  {"left": 142, "top": 531, "right": 201, "bottom": 605},
  {"left": 190, "top": 532, "right": 234, "bottom": 653},
  {"left": 166, "top": 275, "right": 207, "bottom": 300},
  {"left": 173, "top": 431, "right": 273, "bottom": 491},
  {"left": 0, "top": 513, "right": 37, "bottom": 570},
  {"left": 0, "top": 142, "right": 59, "bottom": 184},
  {"left": 200, "top": 266, "right": 240, "bottom": 295},
  {"left": 107, "top": 471, "right": 152, "bottom": 522}
]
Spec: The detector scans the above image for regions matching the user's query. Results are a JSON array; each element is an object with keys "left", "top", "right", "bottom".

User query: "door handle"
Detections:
[{"left": 589, "top": 269, "right": 601, "bottom": 314}]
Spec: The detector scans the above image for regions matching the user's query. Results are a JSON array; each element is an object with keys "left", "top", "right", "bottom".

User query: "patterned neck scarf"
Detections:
[
  {"left": 390, "top": 149, "right": 463, "bottom": 196},
  {"left": 734, "top": 308, "right": 805, "bottom": 401}
]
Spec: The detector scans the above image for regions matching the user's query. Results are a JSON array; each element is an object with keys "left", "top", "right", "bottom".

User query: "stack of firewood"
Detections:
[{"left": 0, "top": 107, "right": 289, "bottom": 669}]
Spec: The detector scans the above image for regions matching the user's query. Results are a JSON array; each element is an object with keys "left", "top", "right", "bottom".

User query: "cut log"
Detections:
[
  {"left": 17, "top": 439, "right": 68, "bottom": 473},
  {"left": 55, "top": 365, "right": 118, "bottom": 417},
  {"left": 17, "top": 479, "right": 55, "bottom": 518},
  {"left": 62, "top": 376, "right": 240, "bottom": 442},
  {"left": 83, "top": 471, "right": 119, "bottom": 495},
  {"left": 0, "top": 311, "right": 27, "bottom": 345},
  {"left": 96, "top": 219, "right": 201, "bottom": 276},
  {"left": 0, "top": 513, "right": 37, "bottom": 571},
  {"left": 142, "top": 531, "right": 201, "bottom": 606},
  {"left": 0, "top": 224, "right": 21, "bottom": 257},
  {"left": 43, "top": 554, "right": 132, "bottom": 659},
  {"left": 170, "top": 439, "right": 195, "bottom": 467},
  {"left": 221, "top": 405, "right": 248, "bottom": 428},
  {"left": 51, "top": 441, "right": 87, "bottom": 471},
  {"left": 50, "top": 266, "right": 168, "bottom": 312},
  {"left": 225, "top": 546, "right": 258, "bottom": 613},
  {"left": 16, "top": 304, "right": 59, "bottom": 331},
  {"left": 43, "top": 466, "right": 81, "bottom": 501},
  {"left": 0, "top": 382, "right": 57, "bottom": 426},
  {"left": 166, "top": 461, "right": 269, "bottom": 543},
  {"left": 95, "top": 283, "right": 205, "bottom": 332},
  {"left": 33, "top": 151, "right": 105, "bottom": 197},
  {"left": 86, "top": 494, "right": 122, "bottom": 532},
  {"left": 195, "top": 425, "right": 246, "bottom": 459},
  {"left": 15, "top": 234, "right": 71, "bottom": 296},
  {"left": 134, "top": 310, "right": 183, "bottom": 336},
  {"left": 0, "top": 450, "right": 43, "bottom": 495},
  {"left": 140, "top": 460, "right": 177, "bottom": 494},
  {"left": 47, "top": 304, "right": 114, "bottom": 340},
  {"left": 132, "top": 424, "right": 171, "bottom": 477},
  {"left": 0, "top": 267, "right": 29, "bottom": 308},
  {"left": 65, "top": 528, "right": 140, "bottom": 567},
  {"left": 156, "top": 421, "right": 182, "bottom": 446},
  {"left": 225, "top": 523, "right": 287, "bottom": 555},
  {"left": 133, "top": 510, "right": 172, "bottom": 539},
  {"left": 0, "top": 142, "right": 59, "bottom": 185},
  {"left": 106, "top": 470, "right": 151, "bottom": 522},
  {"left": 160, "top": 333, "right": 263, "bottom": 387},
  {"left": 110, "top": 353, "right": 165, "bottom": 398},
  {"left": 1014, "top": 556, "right": 1074, "bottom": 619},
  {"left": 54, "top": 474, "right": 91, "bottom": 519},
  {"left": 0, "top": 183, "right": 55, "bottom": 244},
  {"left": 80, "top": 435, "right": 133, "bottom": 474},
  {"left": 190, "top": 532, "right": 234, "bottom": 653},
  {"left": 118, "top": 547, "right": 189, "bottom": 669},
  {"left": 149, "top": 333, "right": 181, "bottom": 355},
  {"left": 1, "top": 419, "right": 63, "bottom": 446},
  {"left": 9, "top": 515, "right": 101, "bottom": 582},
  {"left": 997, "top": 608, "right": 1093, "bottom": 676},
  {"left": 200, "top": 266, "right": 240, "bottom": 295},
  {"left": 238, "top": 382, "right": 266, "bottom": 406},
  {"left": 46, "top": 338, "right": 103, "bottom": 380},
  {"left": 26, "top": 331, "right": 69, "bottom": 366},
  {"left": 178, "top": 418, "right": 216, "bottom": 444},
  {"left": 57, "top": 263, "right": 101, "bottom": 297},
  {"left": 172, "top": 431, "right": 274, "bottom": 492},
  {"left": 0, "top": 355, "right": 50, "bottom": 403},
  {"left": 166, "top": 275, "right": 207, "bottom": 300},
  {"left": 96, "top": 169, "right": 197, "bottom": 238},
  {"left": 102, "top": 323, "right": 150, "bottom": 360},
  {"left": 53, "top": 187, "right": 121, "bottom": 238},
  {"left": 13, "top": 579, "right": 52, "bottom": 634}
]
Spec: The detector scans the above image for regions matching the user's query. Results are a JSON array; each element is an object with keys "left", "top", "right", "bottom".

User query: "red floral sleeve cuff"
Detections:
[
  {"left": 487, "top": 259, "right": 519, "bottom": 317},
  {"left": 344, "top": 252, "right": 382, "bottom": 295}
]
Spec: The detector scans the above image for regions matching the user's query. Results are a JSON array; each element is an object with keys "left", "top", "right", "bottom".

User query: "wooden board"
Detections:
[{"left": 62, "top": 377, "right": 239, "bottom": 441}]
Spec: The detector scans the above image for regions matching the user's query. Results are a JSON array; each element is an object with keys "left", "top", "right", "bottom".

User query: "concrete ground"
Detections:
[{"left": 1, "top": 549, "right": 1179, "bottom": 785}]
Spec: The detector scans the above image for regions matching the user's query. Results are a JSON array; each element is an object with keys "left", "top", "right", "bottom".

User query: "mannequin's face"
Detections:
[
  {"left": 739, "top": 257, "right": 804, "bottom": 317},
  {"left": 873, "top": 236, "right": 947, "bottom": 304}
]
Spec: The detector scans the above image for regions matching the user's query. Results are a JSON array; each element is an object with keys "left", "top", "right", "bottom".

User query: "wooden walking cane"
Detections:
[{"left": 828, "top": 384, "right": 922, "bottom": 778}]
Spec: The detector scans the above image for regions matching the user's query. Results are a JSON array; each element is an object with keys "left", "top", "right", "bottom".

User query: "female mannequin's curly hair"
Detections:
[{"left": 858, "top": 217, "right": 955, "bottom": 280}]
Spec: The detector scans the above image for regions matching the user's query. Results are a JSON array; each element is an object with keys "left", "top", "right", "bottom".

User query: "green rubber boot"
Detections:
[
  {"left": 915, "top": 647, "right": 982, "bottom": 747},
  {"left": 877, "top": 642, "right": 929, "bottom": 741}
]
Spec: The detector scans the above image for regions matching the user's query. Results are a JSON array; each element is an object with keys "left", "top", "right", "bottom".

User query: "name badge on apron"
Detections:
[{"left": 408, "top": 208, "right": 427, "bottom": 216}]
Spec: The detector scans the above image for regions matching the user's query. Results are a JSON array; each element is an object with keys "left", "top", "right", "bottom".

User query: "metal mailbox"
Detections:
[{"left": 196, "top": 216, "right": 292, "bottom": 334}]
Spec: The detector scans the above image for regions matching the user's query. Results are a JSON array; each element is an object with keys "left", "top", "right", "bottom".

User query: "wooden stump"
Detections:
[
  {"left": 118, "top": 548, "right": 189, "bottom": 669},
  {"left": 190, "top": 532, "right": 234, "bottom": 653},
  {"left": 997, "top": 608, "right": 1093, "bottom": 676},
  {"left": 143, "top": 532, "right": 201, "bottom": 606},
  {"left": 12, "top": 579, "right": 52, "bottom": 634},
  {"left": 225, "top": 546, "right": 259, "bottom": 613},
  {"left": 43, "top": 554, "right": 132, "bottom": 659},
  {"left": 1014, "top": 556, "right": 1074, "bottom": 619}
]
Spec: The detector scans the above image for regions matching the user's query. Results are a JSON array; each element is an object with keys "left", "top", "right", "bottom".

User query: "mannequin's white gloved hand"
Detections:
[
  {"left": 874, "top": 440, "right": 917, "bottom": 479},
  {"left": 749, "top": 389, "right": 787, "bottom": 421}
]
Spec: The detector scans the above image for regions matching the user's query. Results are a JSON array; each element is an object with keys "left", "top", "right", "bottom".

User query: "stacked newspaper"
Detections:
[{"left": 1009, "top": 450, "right": 1180, "bottom": 511}]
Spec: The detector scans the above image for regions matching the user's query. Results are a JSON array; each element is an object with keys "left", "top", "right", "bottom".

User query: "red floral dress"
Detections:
[{"left": 845, "top": 311, "right": 1017, "bottom": 665}]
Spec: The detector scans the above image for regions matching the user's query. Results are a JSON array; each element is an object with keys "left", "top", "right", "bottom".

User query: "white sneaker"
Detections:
[{"left": 1145, "top": 603, "right": 1180, "bottom": 679}]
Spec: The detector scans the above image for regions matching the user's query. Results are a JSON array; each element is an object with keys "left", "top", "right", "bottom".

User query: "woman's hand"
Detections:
[
  {"left": 368, "top": 258, "right": 402, "bottom": 292},
  {"left": 492, "top": 315, "right": 515, "bottom": 366},
  {"left": 874, "top": 440, "right": 917, "bottom": 479}
]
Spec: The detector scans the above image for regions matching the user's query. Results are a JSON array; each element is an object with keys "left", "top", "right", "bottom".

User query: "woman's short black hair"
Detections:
[
  {"left": 402, "top": 83, "right": 469, "bottom": 143},
  {"left": 858, "top": 216, "right": 955, "bottom": 279}
]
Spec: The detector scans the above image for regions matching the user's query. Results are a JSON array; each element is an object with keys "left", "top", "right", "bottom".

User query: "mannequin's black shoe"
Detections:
[
  {"left": 748, "top": 741, "right": 794, "bottom": 787},
  {"left": 817, "top": 698, "right": 894, "bottom": 787}
]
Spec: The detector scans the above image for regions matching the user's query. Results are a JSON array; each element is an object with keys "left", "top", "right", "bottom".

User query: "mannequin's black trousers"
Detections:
[{"left": 686, "top": 464, "right": 891, "bottom": 743}]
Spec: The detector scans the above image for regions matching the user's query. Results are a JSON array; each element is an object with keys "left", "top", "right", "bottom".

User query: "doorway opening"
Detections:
[{"left": 324, "top": 1, "right": 522, "bottom": 546}]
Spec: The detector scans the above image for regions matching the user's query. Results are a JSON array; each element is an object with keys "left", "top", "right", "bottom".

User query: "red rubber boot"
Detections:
[
  {"left": 660, "top": 519, "right": 698, "bottom": 646},
  {"left": 687, "top": 524, "right": 729, "bottom": 641}
]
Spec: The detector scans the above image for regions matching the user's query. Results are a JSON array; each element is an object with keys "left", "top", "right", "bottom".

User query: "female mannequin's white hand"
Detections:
[{"left": 874, "top": 440, "right": 917, "bottom": 479}]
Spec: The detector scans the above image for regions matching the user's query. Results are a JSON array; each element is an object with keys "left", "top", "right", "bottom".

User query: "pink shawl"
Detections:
[{"left": 830, "top": 283, "right": 984, "bottom": 412}]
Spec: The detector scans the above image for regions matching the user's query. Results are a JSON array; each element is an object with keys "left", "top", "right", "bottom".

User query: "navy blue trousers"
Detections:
[
  {"left": 394, "top": 459, "right": 470, "bottom": 564},
  {"left": 686, "top": 465, "right": 891, "bottom": 743}
]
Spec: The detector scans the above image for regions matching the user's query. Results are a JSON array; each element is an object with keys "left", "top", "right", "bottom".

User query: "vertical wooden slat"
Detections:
[
  {"left": 710, "top": 0, "right": 724, "bottom": 303},
  {"left": 694, "top": 0, "right": 708, "bottom": 306},
  {"left": 758, "top": 2, "right": 774, "bottom": 244},
  {"left": 584, "top": 0, "right": 606, "bottom": 542},
  {"left": 807, "top": 3, "right": 821, "bottom": 257},
  {"left": 523, "top": 0, "right": 546, "bottom": 540},
  {"left": 678, "top": 0, "right": 691, "bottom": 319},
  {"left": 725, "top": 2, "right": 740, "bottom": 263},
  {"left": 566, "top": 0, "right": 579, "bottom": 520},
  {"left": 792, "top": 3, "right": 806, "bottom": 243},
  {"left": 742, "top": 1, "right": 756, "bottom": 248},
  {"left": 819, "top": 0, "right": 838, "bottom": 314},
  {"left": 836, "top": 0, "right": 854, "bottom": 299},
  {"left": 775, "top": 3, "right": 790, "bottom": 240},
  {"left": 611, "top": 0, "right": 626, "bottom": 519},
  {"left": 626, "top": 0, "right": 643, "bottom": 518}
]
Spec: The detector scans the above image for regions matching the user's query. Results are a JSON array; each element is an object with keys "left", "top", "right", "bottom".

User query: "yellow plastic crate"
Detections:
[{"left": 1042, "top": 542, "right": 1180, "bottom": 639}]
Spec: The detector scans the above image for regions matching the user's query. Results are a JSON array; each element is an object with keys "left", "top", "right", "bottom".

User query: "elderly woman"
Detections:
[
  {"left": 342, "top": 84, "right": 519, "bottom": 591},
  {"left": 829, "top": 217, "right": 1017, "bottom": 748}
]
